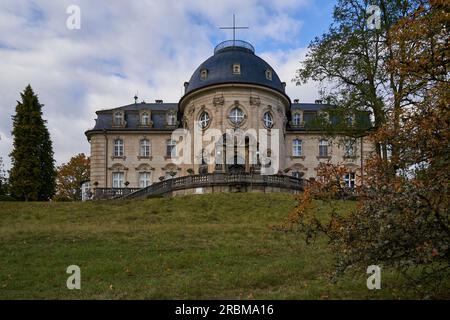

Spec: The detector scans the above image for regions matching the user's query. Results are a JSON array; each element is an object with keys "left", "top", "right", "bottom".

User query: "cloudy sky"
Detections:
[{"left": 0, "top": 0, "right": 335, "bottom": 171}]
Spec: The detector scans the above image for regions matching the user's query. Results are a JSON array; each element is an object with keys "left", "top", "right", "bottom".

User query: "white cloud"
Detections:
[{"left": 0, "top": 0, "right": 318, "bottom": 172}]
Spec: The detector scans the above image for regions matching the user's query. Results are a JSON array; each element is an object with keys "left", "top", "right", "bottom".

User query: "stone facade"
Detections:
[{"left": 85, "top": 41, "right": 373, "bottom": 191}]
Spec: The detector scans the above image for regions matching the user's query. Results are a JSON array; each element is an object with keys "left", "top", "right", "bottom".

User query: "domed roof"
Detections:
[{"left": 184, "top": 40, "right": 286, "bottom": 96}]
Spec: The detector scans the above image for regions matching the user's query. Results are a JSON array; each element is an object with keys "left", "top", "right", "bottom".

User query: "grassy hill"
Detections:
[{"left": 0, "top": 193, "right": 423, "bottom": 299}]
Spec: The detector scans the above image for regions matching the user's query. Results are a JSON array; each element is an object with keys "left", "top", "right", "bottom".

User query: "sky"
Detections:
[{"left": 0, "top": 0, "right": 336, "bottom": 171}]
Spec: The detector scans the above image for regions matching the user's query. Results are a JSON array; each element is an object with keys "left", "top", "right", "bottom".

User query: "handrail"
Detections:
[
  {"left": 106, "top": 173, "right": 304, "bottom": 200},
  {"left": 214, "top": 40, "right": 255, "bottom": 54}
]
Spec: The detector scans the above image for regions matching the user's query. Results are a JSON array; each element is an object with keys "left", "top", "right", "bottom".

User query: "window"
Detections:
[
  {"left": 229, "top": 107, "right": 245, "bottom": 125},
  {"left": 292, "top": 171, "right": 301, "bottom": 179},
  {"left": 201, "top": 148, "right": 208, "bottom": 165},
  {"left": 263, "top": 112, "right": 274, "bottom": 128},
  {"left": 114, "top": 112, "right": 124, "bottom": 126},
  {"left": 292, "top": 113, "right": 302, "bottom": 126},
  {"left": 200, "top": 69, "right": 208, "bottom": 80},
  {"left": 344, "top": 172, "right": 356, "bottom": 189},
  {"left": 141, "top": 112, "right": 150, "bottom": 126},
  {"left": 346, "top": 113, "right": 355, "bottom": 126},
  {"left": 114, "top": 139, "right": 124, "bottom": 157},
  {"left": 344, "top": 139, "right": 355, "bottom": 157},
  {"left": 139, "top": 172, "right": 151, "bottom": 188},
  {"left": 112, "top": 172, "right": 124, "bottom": 188},
  {"left": 265, "top": 69, "right": 273, "bottom": 80},
  {"left": 140, "top": 139, "right": 151, "bottom": 157},
  {"left": 232, "top": 63, "right": 241, "bottom": 75},
  {"left": 166, "top": 139, "right": 177, "bottom": 157},
  {"left": 199, "top": 111, "right": 210, "bottom": 129},
  {"left": 167, "top": 111, "right": 177, "bottom": 126},
  {"left": 292, "top": 139, "right": 302, "bottom": 157},
  {"left": 319, "top": 139, "right": 328, "bottom": 157}
]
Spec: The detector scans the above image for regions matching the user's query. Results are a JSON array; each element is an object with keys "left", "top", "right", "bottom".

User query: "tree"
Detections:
[
  {"left": 286, "top": 0, "right": 450, "bottom": 297},
  {"left": 294, "top": 0, "right": 421, "bottom": 157},
  {"left": 0, "top": 157, "right": 8, "bottom": 196},
  {"left": 55, "top": 153, "right": 90, "bottom": 201},
  {"left": 9, "top": 85, "right": 56, "bottom": 201}
]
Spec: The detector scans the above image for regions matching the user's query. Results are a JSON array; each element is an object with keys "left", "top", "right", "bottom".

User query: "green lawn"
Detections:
[{"left": 0, "top": 193, "right": 424, "bottom": 299}]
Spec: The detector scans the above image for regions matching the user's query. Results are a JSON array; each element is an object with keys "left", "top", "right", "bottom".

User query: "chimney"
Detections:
[
  {"left": 155, "top": 99, "right": 163, "bottom": 104},
  {"left": 315, "top": 99, "right": 323, "bottom": 104},
  {"left": 293, "top": 99, "right": 299, "bottom": 103}
]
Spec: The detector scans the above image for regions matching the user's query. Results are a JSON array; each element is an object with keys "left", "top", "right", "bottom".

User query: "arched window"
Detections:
[
  {"left": 114, "top": 112, "right": 123, "bottom": 126},
  {"left": 292, "top": 139, "right": 302, "bottom": 157},
  {"left": 140, "top": 139, "right": 151, "bottom": 157},
  {"left": 319, "top": 139, "right": 328, "bottom": 157},
  {"left": 263, "top": 112, "right": 274, "bottom": 128},
  {"left": 229, "top": 107, "right": 244, "bottom": 125},
  {"left": 141, "top": 112, "right": 150, "bottom": 126},
  {"left": 265, "top": 69, "right": 273, "bottom": 80},
  {"left": 114, "top": 139, "right": 124, "bottom": 157},
  {"left": 199, "top": 111, "right": 210, "bottom": 129},
  {"left": 292, "top": 113, "right": 302, "bottom": 126},
  {"left": 166, "top": 139, "right": 177, "bottom": 157}
]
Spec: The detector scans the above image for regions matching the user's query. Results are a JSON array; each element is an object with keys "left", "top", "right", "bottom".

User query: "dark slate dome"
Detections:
[{"left": 185, "top": 40, "right": 286, "bottom": 95}]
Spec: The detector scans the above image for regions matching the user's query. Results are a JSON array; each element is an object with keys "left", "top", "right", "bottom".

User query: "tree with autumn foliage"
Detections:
[
  {"left": 55, "top": 153, "right": 90, "bottom": 201},
  {"left": 286, "top": 0, "right": 449, "bottom": 297}
]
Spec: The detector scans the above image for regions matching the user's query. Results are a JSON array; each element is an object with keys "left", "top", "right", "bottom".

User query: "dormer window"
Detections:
[
  {"left": 141, "top": 112, "right": 150, "bottom": 126},
  {"left": 265, "top": 69, "right": 273, "bottom": 81},
  {"left": 200, "top": 69, "right": 208, "bottom": 80},
  {"left": 232, "top": 63, "right": 241, "bottom": 75},
  {"left": 167, "top": 110, "right": 177, "bottom": 126},
  {"left": 113, "top": 111, "right": 124, "bottom": 126},
  {"left": 292, "top": 112, "right": 303, "bottom": 126}
]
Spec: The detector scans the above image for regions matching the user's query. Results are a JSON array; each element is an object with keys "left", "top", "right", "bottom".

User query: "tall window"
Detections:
[
  {"left": 166, "top": 139, "right": 177, "bottom": 157},
  {"left": 292, "top": 113, "right": 302, "bottom": 126},
  {"left": 229, "top": 107, "right": 244, "bottom": 125},
  {"left": 263, "top": 112, "right": 274, "bottom": 128},
  {"left": 140, "top": 139, "right": 151, "bottom": 157},
  {"left": 139, "top": 172, "right": 151, "bottom": 188},
  {"left": 114, "top": 139, "right": 124, "bottom": 157},
  {"left": 199, "top": 111, "right": 210, "bottom": 129},
  {"left": 343, "top": 172, "right": 356, "bottom": 189},
  {"left": 167, "top": 112, "right": 176, "bottom": 126},
  {"left": 114, "top": 112, "right": 124, "bottom": 126},
  {"left": 141, "top": 112, "right": 150, "bottom": 126},
  {"left": 265, "top": 69, "right": 272, "bottom": 80},
  {"left": 112, "top": 172, "right": 124, "bottom": 188},
  {"left": 292, "top": 139, "right": 302, "bottom": 157},
  {"left": 344, "top": 139, "right": 355, "bottom": 157},
  {"left": 319, "top": 139, "right": 328, "bottom": 157}
]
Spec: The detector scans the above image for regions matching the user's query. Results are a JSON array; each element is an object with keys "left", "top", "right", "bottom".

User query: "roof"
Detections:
[
  {"left": 87, "top": 102, "right": 179, "bottom": 134},
  {"left": 184, "top": 41, "right": 286, "bottom": 96}
]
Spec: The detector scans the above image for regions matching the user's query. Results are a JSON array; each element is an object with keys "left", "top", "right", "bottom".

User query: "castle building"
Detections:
[{"left": 85, "top": 40, "right": 372, "bottom": 198}]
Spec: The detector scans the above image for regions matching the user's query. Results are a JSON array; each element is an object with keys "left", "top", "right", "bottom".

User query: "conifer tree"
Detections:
[{"left": 9, "top": 85, "right": 56, "bottom": 201}]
